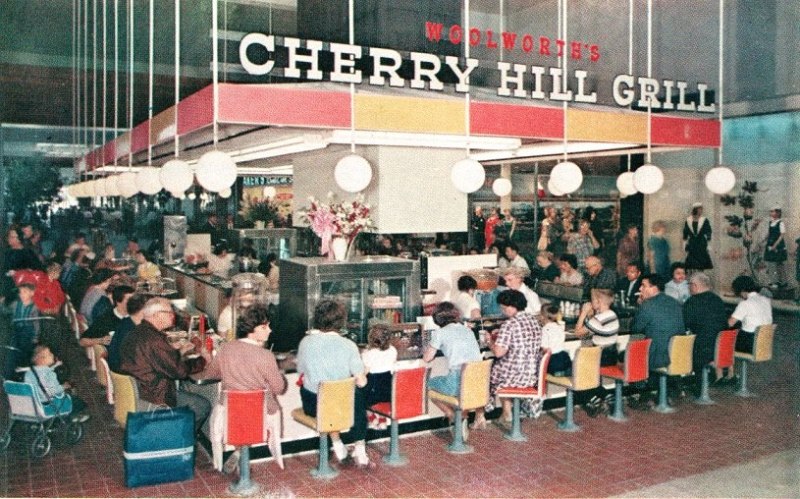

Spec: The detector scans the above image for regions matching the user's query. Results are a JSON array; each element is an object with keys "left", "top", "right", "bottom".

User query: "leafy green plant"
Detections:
[{"left": 722, "top": 181, "right": 763, "bottom": 277}]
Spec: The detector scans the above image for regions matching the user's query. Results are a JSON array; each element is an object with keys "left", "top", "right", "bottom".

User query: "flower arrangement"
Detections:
[
  {"left": 300, "top": 192, "right": 373, "bottom": 256},
  {"left": 239, "top": 193, "right": 279, "bottom": 225}
]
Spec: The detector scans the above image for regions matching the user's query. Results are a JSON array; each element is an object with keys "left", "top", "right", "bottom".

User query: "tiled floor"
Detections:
[{"left": 2, "top": 313, "right": 798, "bottom": 498}]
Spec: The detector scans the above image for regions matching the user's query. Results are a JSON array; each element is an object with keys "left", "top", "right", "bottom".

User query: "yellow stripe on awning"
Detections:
[
  {"left": 355, "top": 94, "right": 465, "bottom": 134},
  {"left": 566, "top": 109, "right": 647, "bottom": 143}
]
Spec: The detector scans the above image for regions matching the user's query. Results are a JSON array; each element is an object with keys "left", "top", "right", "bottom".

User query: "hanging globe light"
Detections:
[
  {"left": 633, "top": 163, "right": 664, "bottom": 194},
  {"left": 550, "top": 161, "right": 583, "bottom": 194},
  {"left": 704, "top": 166, "right": 736, "bottom": 194},
  {"left": 547, "top": 177, "right": 564, "bottom": 197},
  {"left": 450, "top": 158, "right": 485, "bottom": 194},
  {"left": 262, "top": 186, "right": 277, "bottom": 198},
  {"left": 492, "top": 178, "right": 512, "bottom": 197},
  {"left": 104, "top": 175, "right": 121, "bottom": 197},
  {"left": 187, "top": 192, "right": 197, "bottom": 200},
  {"left": 118, "top": 172, "right": 140, "bottom": 198},
  {"left": 196, "top": 150, "right": 237, "bottom": 193},
  {"left": 616, "top": 171, "right": 638, "bottom": 197},
  {"left": 136, "top": 167, "right": 163, "bottom": 195},
  {"left": 334, "top": 154, "right": 373, "bottom": 193},
  {"left": 219, "top": 187, "right": 232, "bottom": 199},
  {"left": 159, "top": 159, "right": 194, "bottom": 195}
]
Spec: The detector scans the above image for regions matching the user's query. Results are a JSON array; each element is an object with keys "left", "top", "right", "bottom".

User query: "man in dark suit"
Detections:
[{"left": 616, "top": 262, "right": 643, "bottom": 306}]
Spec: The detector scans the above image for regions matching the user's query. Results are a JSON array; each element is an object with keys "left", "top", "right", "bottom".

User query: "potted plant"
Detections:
[{"left": 239, "top": 194, "right": 279, "bottom": 229}]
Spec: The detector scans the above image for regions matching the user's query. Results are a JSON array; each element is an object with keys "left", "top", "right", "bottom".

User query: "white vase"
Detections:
[
  {"left": 331, "top": 237, "right": 349, "bottom": 262},
  {"left": 254, "top": 220, "right": 265, "bottom": 229}
]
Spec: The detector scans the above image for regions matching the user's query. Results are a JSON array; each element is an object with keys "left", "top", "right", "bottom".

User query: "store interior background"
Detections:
[{"left": 2, "top": 0, "right": 799, "bottom": 293}]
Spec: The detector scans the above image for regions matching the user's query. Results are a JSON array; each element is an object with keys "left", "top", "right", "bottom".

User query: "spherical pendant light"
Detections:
[
  {"left": 547, "top": 177, "right": 565, "bottom": 197},
  {"left": 551, "top": 161, "right": 583, "bottom": 194},
  {"left": 159, "top": 159, "right": 194, "bottom": 195},
  {"left": 104, "top": 176, "right": 121, "bottom": 197},
  {"left": 196, "top": 150, "right": 237, "bottom": 193},
  {"left": 492, "top": 178, "right": 512, "bottom": 197},
  {"left": 118, "top": 172, "right": 140, "bottom": 198},
  {"left": 451, "top": 158, "right": 485, "bottom": 194},
  {"left": 219, "top": 187, "right": 232, "bottom": 199},
  {"left": 334, "top": 154, "right": 373, "bottom": 193},
  {"left": 136, "top": 167, "right": 163, "bottom": 195},
  {"left": 633, "top": 163, "right": 664, "bottom": 194},
  {"left": 616, "top": 171, "right": 638, "bottom": 197},
  {"left": 94, "top": 178, "right": 109, "bottom": 198},
  {"left": 83, "top": 180, "right": 97, "bottom": 198},
  {"left": 704, "top": 166, "right": 736, "bottom": 194},
  {"left": 262, "top": 186, "right": 277, "bottom": 199},
  {"left": 171, "top": 190, "right": 186, "bottom": 200},
  {"left": 187, "top": 192, "right": 197, "bottom": 200}
]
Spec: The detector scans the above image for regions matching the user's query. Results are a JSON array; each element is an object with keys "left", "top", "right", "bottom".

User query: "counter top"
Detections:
[{"left": 160, "top": 263, "right": 233, "bottom": 289}]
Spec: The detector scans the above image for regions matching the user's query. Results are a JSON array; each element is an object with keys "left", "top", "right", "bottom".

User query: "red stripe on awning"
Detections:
[
  {"left": 178, "top": 86, "right": 214, "bottom": 136},
  {"left": 471, "top": 101, "right": 563, "bottom": 139},
  {"left": 651, "top": 115, "right": 720, "bottom": 147},
  {"left": 131, "top": 121, "right": 150, "bottom": 155},
  {"left": 219, "top": 84, "right": 350, "bottom": 128}
]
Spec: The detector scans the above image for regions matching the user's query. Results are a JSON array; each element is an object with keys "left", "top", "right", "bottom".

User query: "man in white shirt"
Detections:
[
  {"left": 504, "top": 243, "right": 530, "bottom": 270},
  {"left": 499, "top": 267, "right": 541, "bottom": 314},
  {"left": 730, "top": 275, "right": 772, "bottom": 343}
]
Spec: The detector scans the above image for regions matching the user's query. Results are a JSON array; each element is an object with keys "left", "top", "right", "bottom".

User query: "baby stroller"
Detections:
[{"left": 1, "top": 379, "right": 85, "bottom": 458}]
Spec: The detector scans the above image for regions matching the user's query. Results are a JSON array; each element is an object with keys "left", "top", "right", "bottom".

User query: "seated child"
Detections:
[
  {"left": 3, "top": 282, "right": 39, "bottom": 380},
  {"left": 24, "top": 345, "right": 90, "bottom": 422},
  {"left": 539, "top": 305, "right": 572, "bottom": 376},
  {"left": 361, "top": 324, "right": 397, "bottom": 430},
  {"left": 575, "top": 288, "right": 620, "bottom": 367}
]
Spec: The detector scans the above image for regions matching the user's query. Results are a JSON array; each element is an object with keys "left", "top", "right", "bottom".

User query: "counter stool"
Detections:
[
  {"left": 496, "top": 349, "right": 552, "bottom": 441},
  {"left": 547, "top": 346, "right": 601, "bottom": 432},
  {"left": 599, "top": 338, "right": 651, "bottom": 422},
  {"left": 109, "top": 370, "right": 139, "bottom": 429},
  {"left": 734, "top": 324, "right": 775, "bottom": 397},
  {"left": 428, "top": 359, "right": 492, "bottom": 454},
  {"left": 93, "top": 345, "right": 108, "bottom": 387},
  {"left": 98, "top": 357, "right": 114, "bottom": 405},
  {"left": 224, "top": 390, "right": 270, "bottom": 497},
  {"left": 291, "top": 378, "right": 355, "bottom": 479},
  {"left": 367, "top": 366, "right": 429, "bottom": 466},
  {"left": 653, "top": 334, "right": 695, "bottom": 413},
  {"left": 696, "top": 329, "right": 737, "bottom": 405}
]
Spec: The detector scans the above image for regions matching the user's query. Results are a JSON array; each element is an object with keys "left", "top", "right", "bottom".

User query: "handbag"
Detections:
[{"left": 123, "top": 406, "right": 195, "bottom": 487}]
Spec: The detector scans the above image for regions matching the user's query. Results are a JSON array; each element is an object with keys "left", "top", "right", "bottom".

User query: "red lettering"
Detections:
[
  {"left": 502, "top": 32, "right": 518, "bottom": 50},
  {"left": 469, "top": 27, "right": 481, "bottom": 46},
  {"left": 539, "top": 37, "right": 550, "bottom": 56},
  {"left": 424, "top": 22, "right": 445, "bottom": 42},
  {"left": 521, "top": 34, "right": 533, "bottom": 52},
  {"left": 486, "top": 30, "right": 498, "bottom": 49},
  {"left": 571, "top": 41, "right": 582, "bottom": 60},
  {"left": 556, "top": 39, "right": 566, "bottom": 57},
  {"left": 449, "top": 25, "right": 463, "bottom": 45},
  {"left": 590, "top": 44, "right": 600, "bottom": 62}
]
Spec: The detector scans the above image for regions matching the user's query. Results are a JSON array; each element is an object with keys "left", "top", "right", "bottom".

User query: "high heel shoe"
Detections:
[{"left": 469, "top": 418, "right": 487, "bottom": 430}]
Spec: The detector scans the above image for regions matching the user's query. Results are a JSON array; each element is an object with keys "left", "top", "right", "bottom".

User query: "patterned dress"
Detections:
[{"left": 490, "top": 312, "right": 543, "bottom": 415}]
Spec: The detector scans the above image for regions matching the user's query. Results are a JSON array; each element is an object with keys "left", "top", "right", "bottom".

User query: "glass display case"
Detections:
[
  {"left": 277, "top": 256, "right": 421, "bottom": 351},
  {"left": 227, "top": 228, "right": 297, "bottom": 262}
]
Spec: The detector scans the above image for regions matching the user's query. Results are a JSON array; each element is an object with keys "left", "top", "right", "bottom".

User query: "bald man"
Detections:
[{"left": 583, "top": 256, "right": 616, "bottom": 299}]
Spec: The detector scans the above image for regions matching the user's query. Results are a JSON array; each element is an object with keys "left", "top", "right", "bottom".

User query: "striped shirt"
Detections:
[{"left": 584, "top": 309, "right": 619, "bottom": 348}]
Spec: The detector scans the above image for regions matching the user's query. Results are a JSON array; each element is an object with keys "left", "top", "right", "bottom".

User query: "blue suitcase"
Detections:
[{"left": 123, "top": 407, "right": 195, "bottom": 488}]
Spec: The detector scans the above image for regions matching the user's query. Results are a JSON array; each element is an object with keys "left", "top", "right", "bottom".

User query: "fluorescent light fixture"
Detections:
[
  {"left": 471, "top": 141, "right": 642, "bottom": 162},
  {"left": 230, "top": 134, "right": 327, "bottom": 163},
  {"left": 329, "top": 130, "right": 521, "bottom": 151},
  {"left": 94, "top": 165, "right": 144, "bottom": 173},
  {"left": 236, "top": 164, "right": 293, "bottom": 175},
  {"left": 34, "top": 143, "right": 90, "bottom": 158}
]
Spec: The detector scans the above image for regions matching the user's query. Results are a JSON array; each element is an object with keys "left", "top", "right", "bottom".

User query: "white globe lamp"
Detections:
[
  {"left": 136, "top": 167, "right": 163, "bottom": 195},
  {"left": 451, "top": 158, "right": 485, "bottom": 194},
  {"left": 262, "top": 186, "right": 277, "bottom": 199},
  {"left": 95, "top": 178, "right": 109, "bottom": 198},
  {"left": 196, "top": 150, "right": 237, "bottom": 193},
  {"left": 547, "top": 177, "right": 565, "bottom": 197},
  {"left": 551, "top": 161, "right": 583, "bottom": 194},
  {"left": 616, "top": 171, "right": 638, "bottom": 197},
  {"left": 492, "top": 178, "right": 512, "bottom": 197},
  {"left": 219, "top": 187, "right": 232, "bottom": 199},
  {"left": 705, "top": 166, "right": 736, "bottom": 194},
  {"left": 187, "top": 192, "right": 197, "bottom": 200},
  {"left": 159, "top": 159, "right": 194, "bottom": 195},
  {"left": 104, "top": 176, "right": 121, "bottom": 197},
  {"left": 118, "top": 172, "right": 140, "bottom": 198},
  {"left": 84, "top": 180, "right": 97, "bottom": 198},
  {"left": 334, "top": 154, "right": 373, "bottom": 193},
  {"left": 633, "top": 163, "right": 664, "bottom": 194}
]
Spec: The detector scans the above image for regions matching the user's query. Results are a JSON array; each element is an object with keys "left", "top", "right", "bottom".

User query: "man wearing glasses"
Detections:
[{"left": 119, "top": 297, "right": 211, "bottom": 429}]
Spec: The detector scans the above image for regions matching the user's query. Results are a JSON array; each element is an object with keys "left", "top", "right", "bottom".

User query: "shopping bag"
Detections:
[{"left": 123, "top": 406, "right": 195, "bottom": 487}]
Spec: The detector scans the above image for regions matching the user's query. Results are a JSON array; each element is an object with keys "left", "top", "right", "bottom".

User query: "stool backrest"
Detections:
[
  {"left": 666, "top": 334, "right": 696, "bottom": 375},
  {"left": 391, "top": 367, "right": 429, "bottom": 420},
  {"left": 224, "top": 390, "right": 268, "bottom": 446},
  {"left": 714, "top": 329, "right": 738, "bottom": 369},
  {"left": 572, "top": 346, "right": 602, "bottom": 391},
  {"left": 536, "top": 349, "right": 552, "bottom": 395},
  {"left": 94, "top": 345, "right": 109, "bottom": 387},
  {"left": 459, "top": 359, "right": 493, "bottom": 411},
  {"left": 99, "top": 357, "right": 114, "bottom": 404},
  {"left": 753, "top": 324, "right": 775, "bottom": 362},
  {"left": 109, "top": 370, "right": 139, "bottom": 428},
  {"left": 4, "top": 380, "right": 42, "bottom": 419},
  {"left": 624, "top": 338, "right": 652, "bottom": 383},
  {"left": 316, "top": 377, "right": 355, "bottom": 433}
]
